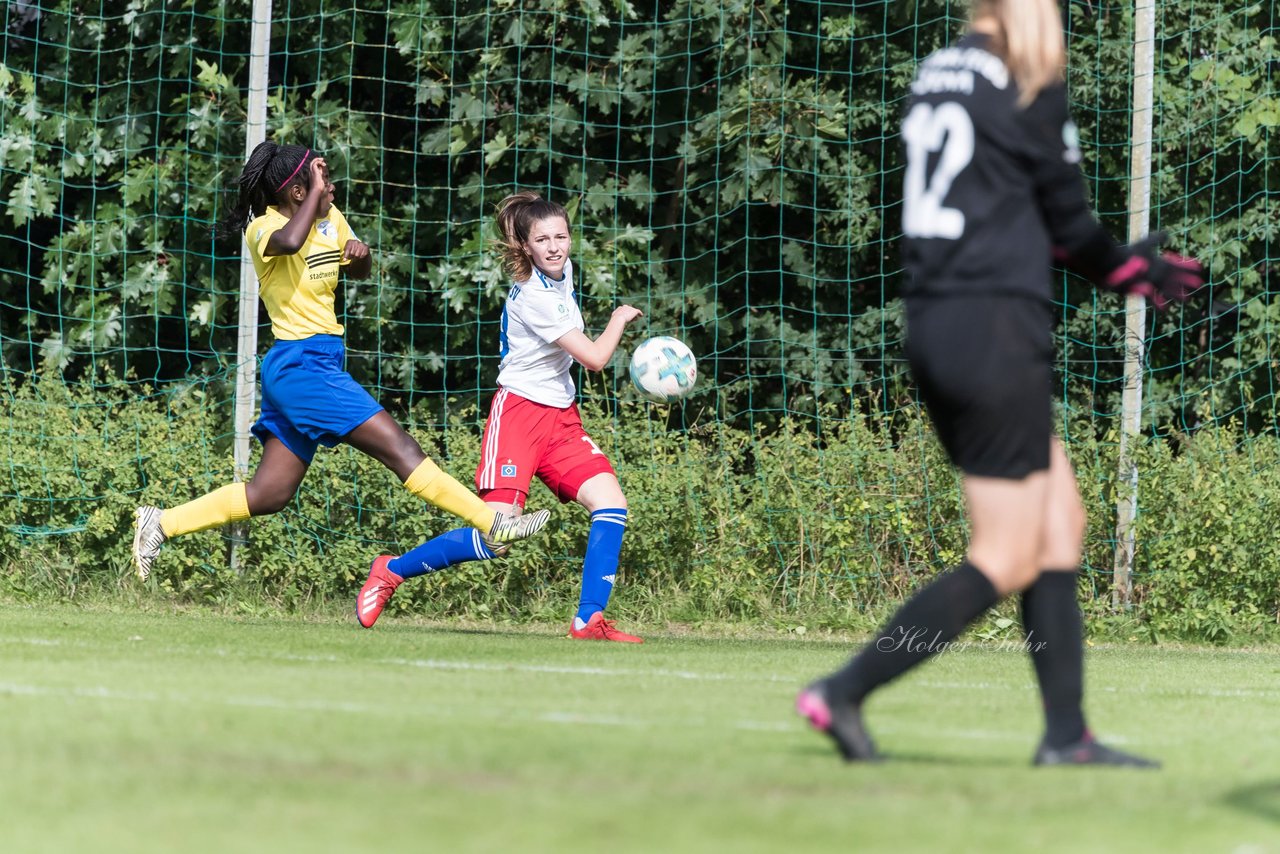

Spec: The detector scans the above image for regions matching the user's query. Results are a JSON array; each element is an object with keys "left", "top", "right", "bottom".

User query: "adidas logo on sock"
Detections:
[{"left": 602, "top": 574, "right": 615, "bottom": 584}]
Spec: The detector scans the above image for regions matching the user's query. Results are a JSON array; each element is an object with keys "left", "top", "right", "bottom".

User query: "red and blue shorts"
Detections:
[{"left": 475, "top": 388, "right": 616, "bottom": 507}]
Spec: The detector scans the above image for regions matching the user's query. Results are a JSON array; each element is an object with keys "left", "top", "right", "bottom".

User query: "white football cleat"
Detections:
[
  {"left": 131, "top": 506, "right": 167, "bottom": 581},
  {"left": 484, "top": 508, "right": 551, "bottom": 548}
]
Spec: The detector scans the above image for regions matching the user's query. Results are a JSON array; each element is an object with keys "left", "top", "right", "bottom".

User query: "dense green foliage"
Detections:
[
  {"left": 2, "top": 2, "right": 1275, "bottom": 420},
  {"left": 3, "top": 377, "right": 1278, "bottom": 639},
  {"left": 1, "top": 2, "right": 1278, "bottom": 639}
]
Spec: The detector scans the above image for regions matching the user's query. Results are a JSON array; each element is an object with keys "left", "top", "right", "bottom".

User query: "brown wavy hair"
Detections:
[{"left": 493, "top": 191, "right": 571, "bottom": 282}]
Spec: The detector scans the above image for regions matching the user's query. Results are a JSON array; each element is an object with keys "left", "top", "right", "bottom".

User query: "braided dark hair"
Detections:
[{"left": 214, "top": 141, "right": 317, "bottom": 239}]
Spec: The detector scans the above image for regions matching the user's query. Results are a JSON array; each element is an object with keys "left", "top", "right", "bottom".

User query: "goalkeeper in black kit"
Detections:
[{"left": 797, "top": 0, "right": 1206, "bottom": 766}]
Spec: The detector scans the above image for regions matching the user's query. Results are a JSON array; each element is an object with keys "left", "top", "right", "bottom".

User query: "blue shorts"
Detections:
[{"left": 251, "top": 335, "right": 383, "bottom": 464}]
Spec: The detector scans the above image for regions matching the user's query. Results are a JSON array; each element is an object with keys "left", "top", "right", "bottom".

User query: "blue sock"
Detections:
[
  {"left": 388, "top": 528, "right": 495, "bottom": 580},
  {"left": 575, "top": 508, "right": 627, "bottom": 626}
]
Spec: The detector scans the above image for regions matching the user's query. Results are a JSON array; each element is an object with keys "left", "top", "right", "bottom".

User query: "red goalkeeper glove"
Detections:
[{"left": 1103, "top": 232, "right": 1207, "bottom": 310}]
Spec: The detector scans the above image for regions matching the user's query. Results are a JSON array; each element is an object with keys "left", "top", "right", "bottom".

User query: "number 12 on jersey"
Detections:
[{"left": 902, "top": 102, "right": 975, "bottom": 240}]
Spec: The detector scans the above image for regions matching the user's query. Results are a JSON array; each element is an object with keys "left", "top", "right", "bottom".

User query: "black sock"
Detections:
[
  {"left": 1021, "top": 569, "right": 1088, "bottom": 749},
  {"left": 826, "top": 561, "right": 999, "bottom": 705}
]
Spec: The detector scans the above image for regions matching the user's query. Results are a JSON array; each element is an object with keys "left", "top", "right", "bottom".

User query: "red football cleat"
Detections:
[
  {"left": 356, "top": 555, "right": 403, "bottom": 629},
  {"left": 568, "top": 612, "right": 643, "bottom": 643}
]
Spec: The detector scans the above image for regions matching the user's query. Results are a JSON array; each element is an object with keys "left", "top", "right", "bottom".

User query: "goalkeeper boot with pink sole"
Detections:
[
  {"left": 1033, "top": 732, "right": 1160, "bottom": 769},
  {"left": 795, "top": 679, "right": 881, "bottom": 762}
]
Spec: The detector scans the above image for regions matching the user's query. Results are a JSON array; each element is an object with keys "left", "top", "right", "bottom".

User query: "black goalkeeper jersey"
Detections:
[{"left": 901, "top": 32, "right": 1115, "bottom": 301}]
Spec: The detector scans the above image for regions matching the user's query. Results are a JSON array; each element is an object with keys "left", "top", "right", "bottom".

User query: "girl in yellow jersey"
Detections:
[{"left": 131, "top": 141, "right": 549, "bottom": 580}]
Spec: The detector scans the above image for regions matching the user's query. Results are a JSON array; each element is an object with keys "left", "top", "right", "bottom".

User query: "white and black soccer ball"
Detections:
[{"left": 629, "top": 336, "right": 697, "bottom": 403}]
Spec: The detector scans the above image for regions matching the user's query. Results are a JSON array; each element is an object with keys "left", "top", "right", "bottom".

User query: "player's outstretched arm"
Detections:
[
  {"left": 554, "top": 305, "right": 643, "bottom": 371},
  {"left": 1098, "top": 232, "right": 1207, "bottom": 310},
  {"left": 1055, "top": 231, "right": 1208, "bottom": 311}
]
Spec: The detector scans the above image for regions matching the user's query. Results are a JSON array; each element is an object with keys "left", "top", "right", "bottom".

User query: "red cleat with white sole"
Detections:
[
  {"left": 356, "top": 555, "right": 403, "bottom": 629},
  {"left": 569, "top": 612, "right": 643, "bottom": 643}
]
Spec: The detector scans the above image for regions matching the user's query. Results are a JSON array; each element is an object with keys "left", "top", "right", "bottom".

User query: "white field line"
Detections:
[
  {"left": 376, "top": 655, "right": 765, "bottom": 682},
  {"left": 0, "top": 679, "right": 799, "bottom": 734},
  {"left": 355, "top": 658, "right": 1280, "bottom": 701},
  {"left": 0, "top": 636, "right": 782, "bottom": 682},
  {"left": 1, "top": 636, "right": 1277, "bottom": 702},
  {"left": 0, "top": 680, "right": 1057, "bottom": 742},
  {"left": 916, "top": 678, "right": 1280, "bottom": 700}
]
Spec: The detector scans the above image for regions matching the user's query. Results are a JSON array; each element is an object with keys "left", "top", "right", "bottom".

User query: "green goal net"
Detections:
[{"left": 1, "top": 1, "right": 1276, "bottom": 631}]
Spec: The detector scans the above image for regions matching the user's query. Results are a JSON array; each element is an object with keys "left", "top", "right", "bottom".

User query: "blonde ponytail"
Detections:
[{"left": 973, "top": 0, "right": 1065, "bottom": 106}]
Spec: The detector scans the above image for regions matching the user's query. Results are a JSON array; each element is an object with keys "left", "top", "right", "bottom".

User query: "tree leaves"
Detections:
[{"left": 0, "top": 0, "right": 1272, "bottom": 439}]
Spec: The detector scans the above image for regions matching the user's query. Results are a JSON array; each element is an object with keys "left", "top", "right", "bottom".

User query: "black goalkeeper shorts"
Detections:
[{"left": 905, "top": 295, "right": 1054, "bottom": 480}]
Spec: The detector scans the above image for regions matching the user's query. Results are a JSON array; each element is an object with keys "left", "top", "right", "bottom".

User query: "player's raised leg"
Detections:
[
  {"left": 357, "top": 526, "right": 500, "bottom": 628},
  {"left": 132, "top": 436, "right": 307, "bottom": 580},
  {"left": 343, "top": 411, "right": 550, "bottom": 545}
]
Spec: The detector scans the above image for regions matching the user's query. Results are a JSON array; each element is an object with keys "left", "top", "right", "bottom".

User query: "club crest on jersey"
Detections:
[
  {"left": 1062, "top": 121, "right": 1082, "bottom": 164},
  {"left": 316, "top": 219, "right": 333, "bottom": 238},
  {"left": 500, "top": 464, "right": 517, "bottom": 478},
  {"left": 557, "top": 304, "right": 567, "bottom": 314}
]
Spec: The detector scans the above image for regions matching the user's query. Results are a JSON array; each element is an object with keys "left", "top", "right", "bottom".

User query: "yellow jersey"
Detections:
[{"left": 246, "top": 205, "right": 358, "bottom": 340}]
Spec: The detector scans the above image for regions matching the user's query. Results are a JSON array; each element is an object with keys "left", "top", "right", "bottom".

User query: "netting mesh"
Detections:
[{"left": 1, "top": 1, "right": 1277, "bottom": 617}]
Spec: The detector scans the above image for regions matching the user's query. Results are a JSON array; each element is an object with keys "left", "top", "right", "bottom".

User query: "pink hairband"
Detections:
[{"left": 275, "top": 148, "right": 311, "bottom": 192}]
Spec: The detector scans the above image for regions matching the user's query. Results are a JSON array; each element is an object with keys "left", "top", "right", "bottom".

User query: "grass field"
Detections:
[{"left": 0, "top": 603, "right": 1277, "bottom": 854}]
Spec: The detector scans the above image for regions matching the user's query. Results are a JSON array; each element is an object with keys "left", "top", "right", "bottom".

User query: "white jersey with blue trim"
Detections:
[{"left": 495, "top": 260, "right": 583, "bottom": 408}]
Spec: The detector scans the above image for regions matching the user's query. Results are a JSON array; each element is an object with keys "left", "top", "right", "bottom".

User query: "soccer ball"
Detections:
[{"left": 629, "top": 336, "right": 697, "bottom": 403}]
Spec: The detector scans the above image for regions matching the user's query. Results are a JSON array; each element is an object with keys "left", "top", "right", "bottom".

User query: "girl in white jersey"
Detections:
[{"left": 356, "top": 192, "right": 646, "bottom": 642}]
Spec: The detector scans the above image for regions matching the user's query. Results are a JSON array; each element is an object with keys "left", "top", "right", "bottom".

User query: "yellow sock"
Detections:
[
  {"left": 403, "top": 458, "right": 497, "bottom": 532},
  {"left": 159, "top": 482, "right": 251, "bottom": 537}
]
